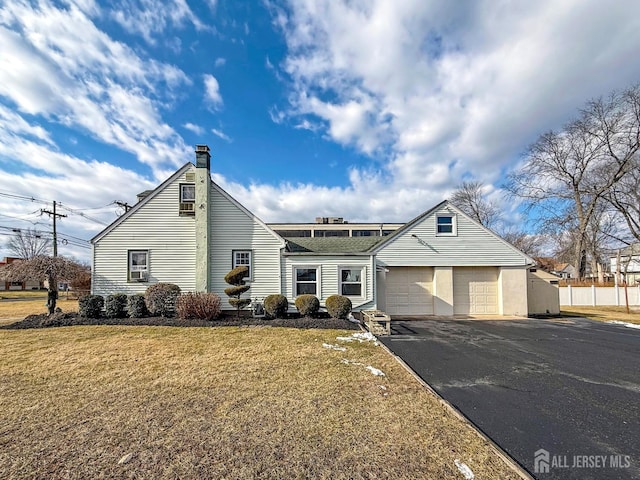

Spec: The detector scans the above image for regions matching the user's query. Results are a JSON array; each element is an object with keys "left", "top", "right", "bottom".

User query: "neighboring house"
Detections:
[
  {"left": 91, "top": 145, "right": 537, "bottom": 317},
  {"left": 610, "top": 244, "right": 640, "bottom": 285},
  {"left": 534, "top": 257, "right": 576, "bottom": 280},
  {"left": 0, "top": 257, "right": 42, "bottom": 291}
]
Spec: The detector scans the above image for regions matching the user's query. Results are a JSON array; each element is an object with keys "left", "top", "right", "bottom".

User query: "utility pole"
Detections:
[
  {"left": 114, "top": 200, "right": 132, "bottom": 213},
  {"left": 41, "top": 201, "right": 67, "bottom": 257}
]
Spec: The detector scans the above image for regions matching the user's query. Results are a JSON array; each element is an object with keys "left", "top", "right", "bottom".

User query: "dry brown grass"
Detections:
[
  {"left": 562, "top": 306, "right": 640, "bottom": 324},
  {"left": 0, "top": 325, "right": 518, "bottom": 479},
  {"left": 0, "top": 299, "right": 79, "bottom": 325}
]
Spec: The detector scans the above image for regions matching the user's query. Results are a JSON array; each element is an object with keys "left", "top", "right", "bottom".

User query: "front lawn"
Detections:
[
  {"left": 562, "top": 306, "right": 640, "bottom": 325},
  {"left": 0, "top": 298, "right": 79, "bottom": 325},
  {"left": 0, "top": 325, "right": 518, "bottom": 479}
]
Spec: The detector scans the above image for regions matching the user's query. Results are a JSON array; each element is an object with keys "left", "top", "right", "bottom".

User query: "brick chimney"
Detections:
[{"left": 195, "top": 145, "right": 211, "bottom": 292}]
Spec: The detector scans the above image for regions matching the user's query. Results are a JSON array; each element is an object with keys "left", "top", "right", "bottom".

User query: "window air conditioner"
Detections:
[{"left": 179, "top": 202, "right": 195, "bottom": 214}]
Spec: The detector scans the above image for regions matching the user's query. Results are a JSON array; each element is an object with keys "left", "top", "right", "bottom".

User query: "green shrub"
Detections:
[
  {"left": 79, "top": 294, "right": 104, "bottom": 318},
  {"left": 325, "top": 295, "right": 352, "bottom": 319},
  {"left": 176, "top": 292, "right": 222, "bottom": 321},
  {"left": 224, "top": 266, "right": 251, "bottom": 319},
  {"left": 145, "top": 283, "right": 181, "bottom": 317},
  {"left": 127, "top": 294, "right": 147, "bottom": 318},
  {"left": 105, "top": 293, "right": 128, "bottom": 318},
  {"left": 264, "top": 294, "right": 288, "bottom": 319},
  {"left": 294, "top": 294, "right": 320, "bottom": 317}
]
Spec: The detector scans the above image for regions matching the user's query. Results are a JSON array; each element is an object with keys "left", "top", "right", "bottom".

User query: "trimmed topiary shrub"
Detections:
[
  {"left": 294, "top": 294, "right": 320, "bottom": 317},
  {"left": 224, "top": 266, "right": 251, "bottom": 319},
  {"left": 127, "top": 294, "right": 147, "bottom": 318},
  {"left": 105, "top": 293, "right": 128, "bottom": 318},
  {"left": 79, "top": 294, "right": 104, "bottom": 318},
  {"left": 176, "top": 292, "right": 222, "bottom": 321},
  {"left": 145, "top": 283, "right": 181, "bottom": 317},
  {"left": 325, "top": 294, "right": 352, "bottom": 319},
  {"left": 264, "top": 294, "right": 288, "bottom": 319}
]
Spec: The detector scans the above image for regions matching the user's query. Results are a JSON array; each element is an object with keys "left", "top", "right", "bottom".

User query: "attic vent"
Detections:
[
  {"left": 179, "top": 202, "right": 195, "bottom": 215},
  {"left": 185, "top": 172, "right": 195, "bottom": 182}
]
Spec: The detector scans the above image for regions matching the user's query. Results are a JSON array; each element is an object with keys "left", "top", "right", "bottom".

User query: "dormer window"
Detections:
[
  {"left": 436, "top": 214, "right": 456, "bottom": 236},
  {"left": 179, "top": 183, "right": 195, "bottom": 215}
]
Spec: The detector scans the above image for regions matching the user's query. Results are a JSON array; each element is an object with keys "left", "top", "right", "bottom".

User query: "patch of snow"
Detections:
[
  {"left": 366, "top": 366, "right": 385, "bottom": 376},
  {"left": 608, "top": 320, "right": 640, "bottom": 330},
  {"left": 118, "top": 453, "right": 135, "bottom": 465},
  {"left": 336, "top": 332, "right": 378, "bottom": 343},
  {"left": 454, "top": 459, "right": 474, "bottom": 479},
  {"left": 322, "top": 343, "right": 347, "bottom": 351},
  {"left": 347, "top": 313, "right": 360, "bottom": 324},
  {"left": 340, "top": 359, "right": 364, "bottom": 366}
]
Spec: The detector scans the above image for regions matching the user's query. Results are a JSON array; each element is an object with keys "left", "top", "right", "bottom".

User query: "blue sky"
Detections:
[{"left": 1, "top": 0, "right": 640, "bottom": 262}]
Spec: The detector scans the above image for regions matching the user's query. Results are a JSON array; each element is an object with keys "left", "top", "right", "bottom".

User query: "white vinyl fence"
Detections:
[{"left": 559, "top": 285, "right": 640, "bottom": 306}]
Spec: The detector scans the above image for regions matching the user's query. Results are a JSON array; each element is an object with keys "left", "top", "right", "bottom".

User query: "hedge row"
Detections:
[
  {"left": 79, "top": 284, "right": 221, "bottom": 320},
  {"left": 84, "top": 285, "right": 352, "bottom": 321}
]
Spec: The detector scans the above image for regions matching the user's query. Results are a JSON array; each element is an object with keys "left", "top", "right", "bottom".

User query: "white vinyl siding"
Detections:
[
  {"left": 377, "top": 207, "right": 530, "bottom": 267},
  {"left": 93, "top": 166, "right": 284, "bottom": 301},
  {"left": 283, "top": 255, "right": 374, "bottom": 310},
  {"left": 209, "top": 184, "right": 283, "bottom": 303},
  {"left": 92, "top": 167, "right": 197, "bottom": 296},
  {"left": 385, "top": 267, "right": 434, "bottom": 316},
  {"left": 453, "top": 267, "right": 499, "bottom": 315}
]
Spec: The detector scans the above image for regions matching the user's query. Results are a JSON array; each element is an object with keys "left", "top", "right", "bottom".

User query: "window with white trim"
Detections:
[
  {"left": 129, "top": 250, "right": 149, "bottom": 281},
  {"left": 233, "top": 250, "right": 252, "bottom": 279},
  {"left": 180, "top": 184, "right": 195, "bottom": 203},
  {"left": 179, "top": 183, "right": 196, "bottom": 215},
  {"left": 436, "top": 214, "right": 456, "bottom": 235},
  {"left": 294, "top": 267, "right": 318, "bottom": 296},
  {"left": 340, "top": 267, "right": 362, "bottom": 296}
]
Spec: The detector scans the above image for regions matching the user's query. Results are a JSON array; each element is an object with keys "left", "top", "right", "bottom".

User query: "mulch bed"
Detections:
[{"left": 1, "top": 312, "right": 361, "bottom": 331}]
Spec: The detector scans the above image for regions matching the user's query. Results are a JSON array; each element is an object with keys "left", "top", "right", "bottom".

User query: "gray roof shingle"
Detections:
[{"left": 284, "top": 236, "right": 384, "bottom": 254}]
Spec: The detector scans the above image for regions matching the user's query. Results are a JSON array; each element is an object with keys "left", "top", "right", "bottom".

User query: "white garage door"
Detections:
[
  {"left": 453, "top": 267, "right": 499, "bottom": 315},
  {"left": 385, "top": 267, "right": 433, "bottom": 316}
]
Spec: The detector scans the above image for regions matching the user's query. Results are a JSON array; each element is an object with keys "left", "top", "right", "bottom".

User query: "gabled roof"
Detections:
[
  {"left": 91, "top": 162, "right": 193, "bottom": 244},
  {"left": 371, "top": 200, "right": 536, "bottom": 264},
  {"left": 284, "top": 236, "right": 383, "bottom": 255},
  {"left": 91, "top": 162, "right": 284, "bottom": 247}
]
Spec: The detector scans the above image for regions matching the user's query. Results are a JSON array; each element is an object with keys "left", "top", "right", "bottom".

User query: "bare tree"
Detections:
[
  {"left": 507, "top": 84, "right": 640, "bottom": 279},
  {"left": 605, "top": 155, "right": 640, "bottom": 243},
  {"left": 6, "top": 228, "right": 51, "bottom": 259},
  {"left": 450, "top": 181, "right": 502, "bottom": 229},
  {"left": 4, "top": 256, "right": 84, "bottom": 314},
  {"left": 500, "top": 229, "right": 545, "bottom": 257}
]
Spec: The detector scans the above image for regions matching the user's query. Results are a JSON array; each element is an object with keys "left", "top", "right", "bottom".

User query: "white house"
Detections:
[
  {"left": 91, "top": 145, "right": 538, "bottom": 317},
  {"left": 610, "top": 244, "right": 640, "bottom": 285}
]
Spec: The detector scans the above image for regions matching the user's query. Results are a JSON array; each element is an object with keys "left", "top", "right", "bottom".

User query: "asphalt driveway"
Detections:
[{"left": 380, "top": 318, "right": 640, "bottom": 479}]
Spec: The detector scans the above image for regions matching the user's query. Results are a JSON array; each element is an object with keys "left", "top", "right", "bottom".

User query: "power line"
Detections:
[
  {"left": 0, "top": 190, "right": 111, "bottom": 225},
  {"left": 41, "top": 202, "right": 67, "bottom": 257}
]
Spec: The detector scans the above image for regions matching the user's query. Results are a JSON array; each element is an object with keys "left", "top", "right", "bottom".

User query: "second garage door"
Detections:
[
  {"left": 386, "top": 267, "right": 433, "bottom": 316},
  {"left": 453, "top": 267, "right": 499, "bottom": 315}
]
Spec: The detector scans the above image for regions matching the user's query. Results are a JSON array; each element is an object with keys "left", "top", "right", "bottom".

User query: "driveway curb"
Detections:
[{"left": 378, "top": 339, "right": 533, "bottom": 480}]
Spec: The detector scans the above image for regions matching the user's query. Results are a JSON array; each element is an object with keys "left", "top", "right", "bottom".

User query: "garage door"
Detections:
[
  {"left": 453, "top": 267, "right": 498, "bottom": 315},
  {"left": 386, "top": 267, "right": 433, "bottom": 316}
]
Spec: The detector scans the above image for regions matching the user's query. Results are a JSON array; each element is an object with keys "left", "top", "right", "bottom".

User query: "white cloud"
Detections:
[
  {"left": 184, "top": 122, "right": 205, "bottom": 135},
  {"left": 203, "top": 74, "right": 224, "bottom": 109},
  {"left": 270, "top": 0, "right": 640, "bottom": 212},
  {"left": 211, "top": 128, "right": 231, "bottom": 142},
  {"left": 109, "top": 0, "right": 206, "bottom": 45},
  {"left": 0, "top": 0, "right": 191, "bottom": 178},
  {"left": 214, "top": 57, "right": 226, "bottom": 67}
]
